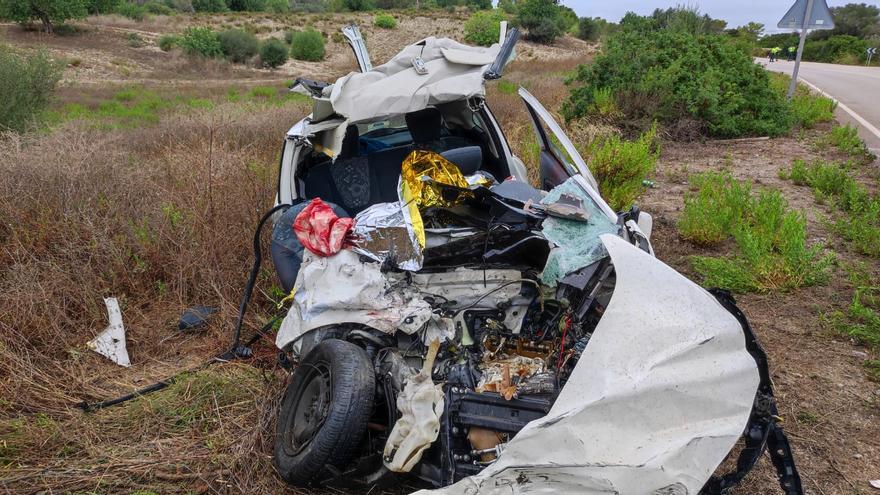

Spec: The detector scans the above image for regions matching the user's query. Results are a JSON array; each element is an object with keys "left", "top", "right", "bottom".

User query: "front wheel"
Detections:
[{"left": 274, "top": 339, "right": 375, "bottom": 485}]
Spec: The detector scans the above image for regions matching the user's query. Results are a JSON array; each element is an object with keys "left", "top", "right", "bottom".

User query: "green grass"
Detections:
[
  {"left": 825, "top": 124, "right": 874, "bottom": 163},
  {"left": 43, "top": 85, "right": 306, "bottom": 129},
  {"left": 496, "top": 80, "right": 517, "bottom": 95},
  {"left": 770, "top": 73, "right": 836, "bottom": 129},
  {"left": 828, "top": 266, "right": 880, "bottom": 350},
  {"left": 679, "top": 171, "right": 834, "bottom": 292},
  {"left": 866, "top": 359, "right": 880, "bottom": 382},
  {"left": 782, "top": 159, "right": 880, "bottom": 257}
]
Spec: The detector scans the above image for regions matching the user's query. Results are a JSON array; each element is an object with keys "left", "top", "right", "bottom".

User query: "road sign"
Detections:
[
  {"left": 780, "top": 0, "right": 836, "bottom": 99},
  {"left": 778, "top": 0, "right": 835, "bottom": 30},
  {"left": 867, "top": 47, "right": 878, "bottom": 66}
]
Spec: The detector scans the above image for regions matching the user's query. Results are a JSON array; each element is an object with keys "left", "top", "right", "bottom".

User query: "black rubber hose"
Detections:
[
  {"left": 78, "top": 203, "right": 294, "bottom": 412},
  {"left": 226, "top": 203, "right": 293, "bottom": 359}
]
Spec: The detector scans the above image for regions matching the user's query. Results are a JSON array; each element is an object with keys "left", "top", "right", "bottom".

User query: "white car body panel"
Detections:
[{"left": 417, "top": 235, "right": 759, "bottom": 495}]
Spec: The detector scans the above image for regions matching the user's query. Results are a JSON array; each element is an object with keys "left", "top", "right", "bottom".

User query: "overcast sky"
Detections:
[{"left": 563, "top": 0, "right": 874, "bottom": 33}]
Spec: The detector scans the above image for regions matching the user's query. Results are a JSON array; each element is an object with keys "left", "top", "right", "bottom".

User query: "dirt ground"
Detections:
[{"left": 1, "top": 11, "right": 878, "bottom": 495}]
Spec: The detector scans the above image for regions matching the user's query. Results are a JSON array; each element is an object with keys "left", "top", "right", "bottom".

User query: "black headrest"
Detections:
[
  {"left": 340, "top": 125, "right": 359, "bottom": 158},
  {"left": 405, "top": 107, "right": 442, "bottom": 145},
  {"left": 441, "top": 146, "right": 483, "bottom": 175}
]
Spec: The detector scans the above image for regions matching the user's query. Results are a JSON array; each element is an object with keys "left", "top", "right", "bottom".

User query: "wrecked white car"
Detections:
[{"left": 268, "top": 27, "right": 803, "bottom": 494}]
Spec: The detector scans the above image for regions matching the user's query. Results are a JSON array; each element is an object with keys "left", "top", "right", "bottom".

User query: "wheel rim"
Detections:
[{"left": 285, "top": 361, "right": 332, "bottom": 456}]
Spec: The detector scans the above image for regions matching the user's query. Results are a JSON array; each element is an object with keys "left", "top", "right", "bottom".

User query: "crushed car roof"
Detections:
[{"left": 305, "top": 37, "right": 501, "bottom": 127}]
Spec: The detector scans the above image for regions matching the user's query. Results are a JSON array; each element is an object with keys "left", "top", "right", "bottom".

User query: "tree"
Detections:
[
  {"left": 497, "top": 0, "right": 515, "bottom": 15},
  {"left": 0, "top": 0, "right": 88, "bottom": 33},
  {"left": 517, "top": 0, "right": 563, "bottom": 43},
  {"left": 577, "top": 17, "right": 599, "bottom": 41},
  {"left": 812, "top": 2, "right": 880, "bottom": 39}
]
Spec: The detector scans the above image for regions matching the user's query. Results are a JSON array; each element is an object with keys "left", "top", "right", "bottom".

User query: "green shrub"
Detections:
[
  {"left": 679, "top": 171, "right": 833, "bottom": 292},
  {"left": 144, "top": 1, "right": 174, "bottom": 14},
  {"left": 577, "top": 17, "right": 599, "bottom": 41},
  {"left": 260, "top": 38, "right": 288, "bottom": 68},
  {"left": 265, "top": 0, "right": 288, "bottom": 12},
  {"left": 564, "top": 24, "right": 793, "bottom": 138},
  {"left": 373, "top": 13, "right": 396, "bottom": 29},
  {"left": 496, "top": 79, "right": 517, "bottom": 95},
  {"left": 127, "top": 32, "right": 144, "bottom": 47},
  {"left": 179, "top": 27, "right": 223, "bottom": 58},
  {"left": 0, "top": 46, "right": 63, "bottom": 132},
  {"left": 88, "top": 0, "right": 121, "bottom": 14},
  {"left": 678, "top": 172, "right": 752, "bottom": 245},
  {"left": 226, "top": 0, "right": 265, "bottom": 11},
  {"left": 290, "top": 28, "right": 324, "bottom": 61},
  {"left": 219, "top": 29, "right": 259, "bottom": 63},
  {"left": 464, "top": 9, "right": 505, "bottom": 47},
  {"left": 826, "top": 124, "right": 873, "bottom": 162},
  {"left": 585, "top": 124, "right": 659, "bottom": 211},
  {"left": 342, "top": 0, "right": 373, "bottom": 11},
  {"left": 517, "top": 0, "right": 562, "bottom": 43},
  {"left": 191, "top": 0, "right": 227, "bottom": 12},
  {"left": 158, "top": 34, "right": 180, "bottom": 51},
  {"left": 115, "top": 1, "right": 147, "bottom": 20},
  {"left": 164, "top": 0, "right": 194, "bottom": 12},
  {"left": 832, "top": 283, "right": 880, "bottom": 348},
  {"left": 783, "top": 159, "right": 880, "bottom": 257}
]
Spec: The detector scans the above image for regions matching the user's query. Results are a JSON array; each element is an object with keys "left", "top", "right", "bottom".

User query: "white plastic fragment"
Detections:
[
  {"left": 869, "top": 479, "right": 880, "bottom": 489},
  {"left": 383, "top": 339, "right": 444, "bottom": 473},
  {"left": 87, "top": 297, "right": 131, "bottom": 367}
]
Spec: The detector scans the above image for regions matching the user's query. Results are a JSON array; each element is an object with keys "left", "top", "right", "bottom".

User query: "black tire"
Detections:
[{"left": 274, "top": 339, "right": 375, "bottom": 485}]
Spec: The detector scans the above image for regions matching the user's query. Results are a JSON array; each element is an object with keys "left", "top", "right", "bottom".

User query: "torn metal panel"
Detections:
[
  {"left": 275, "top": 254, "right": 527, "bottom": 352},
  {"left": 87, "top": 297, "right": 131, "bottom": 367},
  {"left": 329, "top": 37, "right": 500, "bottom": 124},
  {"left": 418, "top": 235, "right": 760, "bottom": 494}
]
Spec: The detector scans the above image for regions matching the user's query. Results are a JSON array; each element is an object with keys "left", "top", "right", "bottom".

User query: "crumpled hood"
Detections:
[
  {"left": 417, "top": 234, "right": 760, "bottom": 494},
  {"left": 329, "top": 37, "right": 500, "bottom": 123}
]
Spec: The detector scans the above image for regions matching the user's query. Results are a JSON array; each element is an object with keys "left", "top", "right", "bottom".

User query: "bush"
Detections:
[
  {"left": 226, "top": 0, "right": 265, "bottom": 10},
  {"left": 517, "top": 0, "right": 562, "bottom": 43},
  {"left": 219, "top": 29, "right": 259, "bottom": 63},
  {"left": 164, "top": 0, "right": 194, "bottom": 12},
  {"left": 260, "top": 38, "right": 288, "bottom": 68},
  {"left": 585, "top": 124, "right": 659, "bottom": 211},
  {"left": 88, "top": 0, "right": 121, "bottom": 14},
  {"left": 115, "top": 1, "right": 147, "bottom": 20},
  {"left": 127, "top": 32, "right": 144, "bottom": 47},
  {"left": 0, "top": 46, "right": 63, "bottom": 132},
  {"left": 577, "top": 17, "right": 599, "bottom": 41},
  {"left": 144, "top": 1, "right": 174, "bottom": 14},
  {"left": 680, "top": 171, "right": 834, "bottom": 292},
  {"left": 158, "top": 34, "right": 180, "bottom": 51},
  {"left": 191, "top": 0, "right": 227, "bottom": 12},
  {"left": 342, "top": 0, "right": 373, "bottom": 11},
  {"left": 290, "top": 28, "right": 324, "bottom": 61},
  {"left": 179, "top": 27, "right": 223, "bottom": 58},
  {"left": 564, "top": 25, "right": 793, "bottom": 138},
  {"left": 464, "top": 9, "right": 505, "bottom": 46},
  {"left": 265, "top": 0, "right": 288, "bottom": 12},
  {"left": 373, "top": 13, "right": 396, "bottom": 29}
]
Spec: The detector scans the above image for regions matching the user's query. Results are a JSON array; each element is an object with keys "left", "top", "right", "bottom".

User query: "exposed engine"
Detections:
[{"left": 365, "top": 254, "right": 617, "bottom": 487}]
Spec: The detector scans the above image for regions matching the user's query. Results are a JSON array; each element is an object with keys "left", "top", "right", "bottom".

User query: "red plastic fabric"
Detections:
[{"left": 293, "top": 199, "right": 355, "bottom": 257}]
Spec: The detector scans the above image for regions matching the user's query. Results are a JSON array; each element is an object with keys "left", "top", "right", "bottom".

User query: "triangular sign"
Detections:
[{"left": 778, "top": 0, "right": 835, "bottom": 30}]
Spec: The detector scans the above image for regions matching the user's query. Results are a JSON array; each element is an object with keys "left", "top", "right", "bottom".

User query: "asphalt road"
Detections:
[{"left": 759, "top": 58, "right": 880, "bottom": 151}]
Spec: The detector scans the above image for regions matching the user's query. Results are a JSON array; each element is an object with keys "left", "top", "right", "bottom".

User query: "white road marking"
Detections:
[{"left": 796, "top": 75, "right": 880, "bottom": 142}]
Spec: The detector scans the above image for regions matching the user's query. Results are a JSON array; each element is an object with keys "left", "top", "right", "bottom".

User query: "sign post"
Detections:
[
  {"left": 778, "top": 0, "right": 835, "bottom": 99},
  {"left": 867, "top": 47, "right": 877, "bottom": 66}
]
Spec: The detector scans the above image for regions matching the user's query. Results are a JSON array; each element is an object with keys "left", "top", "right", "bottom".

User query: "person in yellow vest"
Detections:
[
  {"left": 770, "top": 46, "right": 781, "bottom": 62},
  {"left": 788, "top": 46, "right": 796, "bottom": 61}
]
